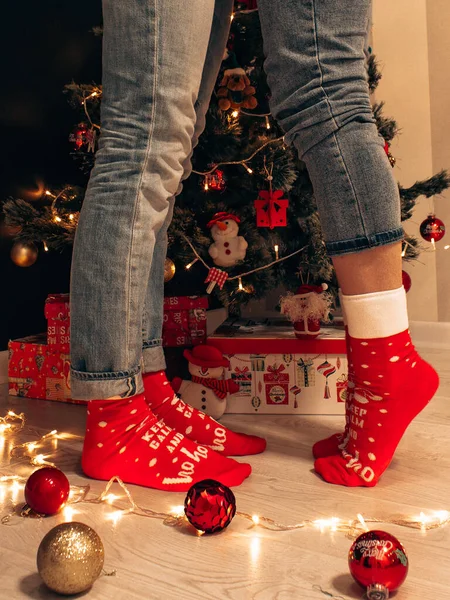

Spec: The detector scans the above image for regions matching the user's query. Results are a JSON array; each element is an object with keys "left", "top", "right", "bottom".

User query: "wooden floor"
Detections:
[{"left": 1, "top": 346, "right": 450, "bottom": 599}]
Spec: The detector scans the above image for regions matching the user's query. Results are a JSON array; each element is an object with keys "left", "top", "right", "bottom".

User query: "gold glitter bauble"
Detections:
[
  {"left": 37, "top": 522, "right": 104, "bottom": 595},
  {"left": 10, "top": 241, "right": 38, "bottom": 267},
  {"left": 164, "top": 257, "right": 176, "bottom": 282}
]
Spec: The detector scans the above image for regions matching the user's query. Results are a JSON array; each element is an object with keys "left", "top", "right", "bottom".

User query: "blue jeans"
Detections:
[{"left": 70, "top": 0, "right": 403, "bottom": 400}]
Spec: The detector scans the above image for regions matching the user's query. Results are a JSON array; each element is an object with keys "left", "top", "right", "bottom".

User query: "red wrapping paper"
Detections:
[
  {"left": 45, "top": 294, "right": 70, "bottom": 352},
  {"left": 8, "top": 334, "right": 85, "bottom": 405},
  {"left": 163, "top": 296, "right": 208, "bottom": 347}
]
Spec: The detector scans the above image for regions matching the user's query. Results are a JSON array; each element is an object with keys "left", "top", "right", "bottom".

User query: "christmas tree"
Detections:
[{"left": 4, "top": 7, "right": 449, "bottom": 316}]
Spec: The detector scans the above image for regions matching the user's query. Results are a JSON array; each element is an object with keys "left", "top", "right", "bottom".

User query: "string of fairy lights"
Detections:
[{"left": 0, "top": 409, "right": 449, "bottom": 538}]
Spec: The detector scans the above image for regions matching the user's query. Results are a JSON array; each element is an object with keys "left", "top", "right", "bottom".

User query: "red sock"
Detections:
[
  {"left": 312, "top": 326, "right": 353, "bottom": 458},
  {"left": 314, "top": 320, "right": 439, "bottom": 486},
  {"left": 143, "top": 372, "right": 267, "bottom": 456},
  {"left": 82, "top": 392, "right": 252, "bottom": 491}
]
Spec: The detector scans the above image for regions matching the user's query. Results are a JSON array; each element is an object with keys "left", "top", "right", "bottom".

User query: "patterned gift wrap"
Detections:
[
  {"left": 231, "top": 366, "right": 252, "bottom": 396},
  {"left": 208, "top": 320, "right": 347, "bottom": 415},
  {"left": 44, "top": 293, "right": 70, "bottom": 353},
  {"left": 163, "top": 296, "right": 208, "bottom": 347},
  {"left": 8, "top": 334, "right": 85, "bottom": 405}
]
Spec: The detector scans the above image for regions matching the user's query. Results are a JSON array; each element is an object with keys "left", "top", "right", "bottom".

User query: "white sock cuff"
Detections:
[
  {"left": 338, "top": 289, "right": 347, "bottom": 327},
  {"left": 342, "top": 286, "right": 409, "bottom": 339}
]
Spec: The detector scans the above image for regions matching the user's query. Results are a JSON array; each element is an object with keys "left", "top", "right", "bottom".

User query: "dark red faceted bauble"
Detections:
[
  {"left": 420, "top": 214, "right": 446, "bottom": 242},
  {"left": 402, "top": 270, "right": 412, "bottom": 293},
  {"left": 184, "top": 479, "right": 236, "bottom": 534},
  {"left": 349, "top": 530, "right": 408, "bottom": 595},
  {"left": 24, "top": 467, "right": 70, "bottom": 515}
]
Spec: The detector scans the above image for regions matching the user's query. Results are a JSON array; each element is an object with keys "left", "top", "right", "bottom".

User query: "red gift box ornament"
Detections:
[{"left": 254, "top": 189, "right": 289, "bottom": 229}]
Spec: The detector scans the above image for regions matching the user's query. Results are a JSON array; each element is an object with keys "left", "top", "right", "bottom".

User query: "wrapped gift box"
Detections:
[
  {"left": 44, "top": 293, "right": 70, "bottom": 353},
  {"left": 8, "top": 334, "right": 85, "bottom": 405},
  {"left": 163, "top": 296, "right": 208, "bottom": 347},
  {"left": 208, "top": 319, "right": 347, "bottom": 415}
]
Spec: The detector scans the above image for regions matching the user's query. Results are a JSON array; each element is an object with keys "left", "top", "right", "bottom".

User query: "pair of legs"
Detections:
[{"left": 70, "top": 0, "right": 438, "bottom": 489}]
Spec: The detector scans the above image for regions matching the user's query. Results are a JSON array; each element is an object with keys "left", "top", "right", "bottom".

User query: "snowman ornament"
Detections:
[
  {"left": 171, "top": 344, "right": 239, "bottom": 420},
  {"left": 207, "top": 212, "right": 248, "bottom": 268}
]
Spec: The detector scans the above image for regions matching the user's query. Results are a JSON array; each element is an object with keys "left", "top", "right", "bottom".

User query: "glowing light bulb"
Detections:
[
  {"left": 43, "top": 242, "right": 49, "bottom": 252},
  {"left": 63, "top": 506, "right": 76, "bottom": 522},
  {"left": 252, "top": 515, "right": 260, "bottom": 525},
  {"left": 69, "top": 214, "right": 74, "bottom": 220},
  {"left": 231, "top": 110, "right": 239, "bottom": 118},
  {"left": 186, "top": 258, "right": 199, "bottom": 270},
  {"left": 444, "top": 245, "right": 450, "bottom": 250},
  {"left": 238, "top": 277, "right": 244, "bottom": 291},
  {"left": 54, "top": 216, "right": 62, "bottom": 223},
  {"left": 245, "top": 166, "right": 253, "bottom": 174},
  {"left": 357, "top": 513, "right": 369, "bottom": 531},
  {"left": 171, "top": 505, "right": 185, "bottom": 518},
  {"left": 108, "top": 510, "right": 123, "bottom": 526},
  {"left": 274, "top": 244, "right": 279, "bottom": 260},
  {"left": 105, "top": 493, "right": 119, "bottom": 505},
  {"left": 265, "top": 116, "right": 271, "bottom": 129},
  {"left": 27, "top": 443, "right": 37, "bottom": 452}
]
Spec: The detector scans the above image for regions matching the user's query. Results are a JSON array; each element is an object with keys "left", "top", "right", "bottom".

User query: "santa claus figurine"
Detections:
[
  {"left": 171, "top": 344, "right": 239, "bottom": 419},
  {"left": 280, "top": 283, "right": 332, "bottom": 339},
  {"left": 207, "top": 212, "right": 248, "bottom": 268}
]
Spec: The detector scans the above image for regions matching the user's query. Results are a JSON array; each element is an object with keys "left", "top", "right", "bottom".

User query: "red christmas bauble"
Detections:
[
  {"left": 349, "top": 530, "right": 409, "bottom": 598},
  {"left": 184, "top": 479, "right": 236, "bottom": 534},
  {"left": 402, "top": 270, "right": 412, "bottom": 293},
  {"left": 420, "top": 214, "right": 446, "bottom": 242},
  {"left": 24, "top": 467, "right": 70, "bottom": 515}
]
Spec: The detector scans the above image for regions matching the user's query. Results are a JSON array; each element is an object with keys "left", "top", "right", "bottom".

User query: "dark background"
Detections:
[{"left": 0, "top": 1, "right": 103, "bottom": 350}]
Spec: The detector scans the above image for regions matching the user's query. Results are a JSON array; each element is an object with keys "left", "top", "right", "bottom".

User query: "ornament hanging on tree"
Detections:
[
  {"left": 420, "top": 213, "right": 446, "bottom": 242},
  {"left": 184, "top": 479, "right": 237, "bottom": 534},
  {"left": 10, "top": 241, "right": 38, "bottom": 267},
  {"left": 164, "top": 257, "right": 176, "bottom": 282},
  {"left": 254, "top": 188, "right": 289, "bottom": 229},
  {"left": 383, "top": 141, "right": 396, "bottom": 168},
  {"left": 37, "top": 522, "right": 105, "bottom": 595},
  {"left": 24, "top": 467, "right": 70, "bottom": 515},
  {"left": 69, "top": 122, "right": 96, "bottom": 152},
  {"left": 217, "top": 50, "right": 257, "bottom": 111},
  {"left": 402, "top": 270, "right": 412, "bottom": 293},
  {"left": 69, "top": 122, "right": 88, "bottom": 150},
  {"left": 280, "top": 283, "right": 332, "bottom": 339},
  {"left": 203, "top": 169, "right": 226, "bottom": 192},
  {"left": 348, "top": 530, "right": 409, "bottom": 599},
  {"left": 207, "top": 212, "right": 248, "bottom": 267}
]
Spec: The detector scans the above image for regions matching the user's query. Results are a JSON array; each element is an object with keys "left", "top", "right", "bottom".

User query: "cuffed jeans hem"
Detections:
[
  {"left": 325, "top": 227, "right": 404, "bottom": 257},
  {"left": 142, "top": 344, "right": 166, "bottom": 374},
  {"left": 70, "top": 366, "right": 144, "bottom": 401}
]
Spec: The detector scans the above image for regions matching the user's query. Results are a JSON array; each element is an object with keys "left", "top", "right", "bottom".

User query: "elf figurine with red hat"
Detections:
[
  {"left": 172, "top": 344, "right": 239, "bottom": 419},
  {"left": 280, "top": 283, "right": 333, "bottom": 339},
  {"left": 207, "top": 212, "right": 248, "bottom": 268}
]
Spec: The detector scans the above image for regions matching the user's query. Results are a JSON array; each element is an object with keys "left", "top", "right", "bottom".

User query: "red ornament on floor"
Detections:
[
  {"left": 184, "top": 479, "right": 236, "bottom": 534},
  {"left": 24, "top": 467, "right": 70, "bottom": 515},
  {"left": 402, "top": 270, "right": 412, "bottom": 293},
  {"left": 348, "top": 530, "right": 409, "bottom": 599},
  {"left": 420, "top": 214, "right": 446, "bottom": 242}
]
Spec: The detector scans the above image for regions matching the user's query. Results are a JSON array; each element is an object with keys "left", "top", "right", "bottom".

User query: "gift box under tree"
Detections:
[
  {"left": 163, "top": 296, "right": 208, "bottom": 347},
  {"left": 8, "top": 334, "right": 85, "bottom": 405},
  {"left": 44, "top": 293, "right": 70, "bottom": 353},
  {"left": 208, "top": 319, "right": 347, "bottom": 415}
]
